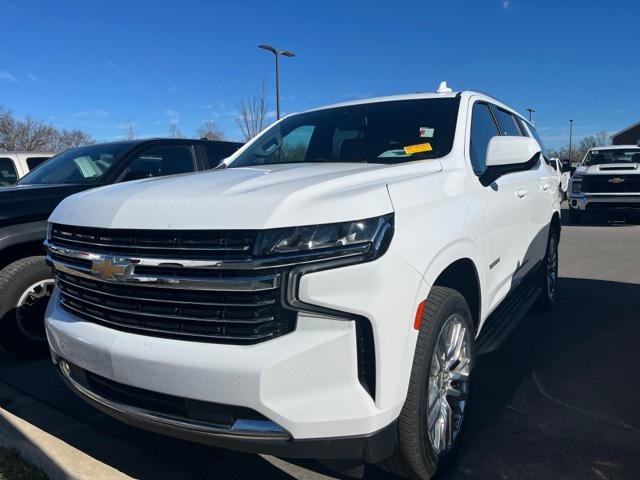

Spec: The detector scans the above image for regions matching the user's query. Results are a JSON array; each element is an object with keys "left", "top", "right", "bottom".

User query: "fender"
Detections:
[{"left": 0, "top": 221, "right": 47, "bottom": 252}]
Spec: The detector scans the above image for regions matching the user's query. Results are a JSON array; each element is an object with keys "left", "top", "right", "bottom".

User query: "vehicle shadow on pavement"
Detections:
[
  {"left": 0, "top": 276, "right": 639, "bottom": 479},
  {"left": 444, "top": 276, "right": 640, "bottom": 480}
]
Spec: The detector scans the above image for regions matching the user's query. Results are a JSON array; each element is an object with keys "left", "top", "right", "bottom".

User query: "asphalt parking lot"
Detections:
[{"left": 1, "top": 209, "right": 639, "bottom": 480}]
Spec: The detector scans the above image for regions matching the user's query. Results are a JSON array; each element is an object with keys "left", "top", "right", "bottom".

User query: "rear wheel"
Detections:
[
  {"left": 533, "top": 228, "right": 559, "bottom": 312},
  {"left": 382, "top": 287, "right": 474, "bottom": 479},
  {"left": 0, "top": 256, "right": 53, "bottom": 358}
]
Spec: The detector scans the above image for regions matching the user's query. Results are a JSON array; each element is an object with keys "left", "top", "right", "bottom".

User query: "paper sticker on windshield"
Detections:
[
  {"left": 419, "top": 127, "right": 434, "bottom": 138},
  {"left": 404, "top": 143, "right": 432, "bottom": 155}
]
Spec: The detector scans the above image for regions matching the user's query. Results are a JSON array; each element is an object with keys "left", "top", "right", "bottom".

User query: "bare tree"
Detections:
[
  {"left": 169, "top": 121, "right": 183, "bottom": 139},
  {"left": 51, "top": 129, "right": 95, "bottom": 151},
  {"left": 236, "top": 83, "right": 267, "bottom": 141},
  {"left": 594, "top": 131, "right": 610, "bottom": 147},
  {"left": 0, "top": 106, "right": 94, "bottom": 152},
  {"left": 0, "top": 106, "right": 57, "bottom": 151},
  {"left": 124, "top": 121, "right": 136, "bottom": 140},
  {"left": 196, "top": 120, "right": 225, "bottom": 141}
]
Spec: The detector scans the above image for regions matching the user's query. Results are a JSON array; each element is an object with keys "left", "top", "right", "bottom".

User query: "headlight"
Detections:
[
  {"left": 571, "top": 176, "right": 583, "bottom": 193},
  {"left": 254, "top": 214, "right": 394, "bottom": 262}
]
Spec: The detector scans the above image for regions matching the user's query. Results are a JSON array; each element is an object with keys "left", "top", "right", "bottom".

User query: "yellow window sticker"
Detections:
[{"left": 403, "top": 143, "right": 432, "bottom": 155}]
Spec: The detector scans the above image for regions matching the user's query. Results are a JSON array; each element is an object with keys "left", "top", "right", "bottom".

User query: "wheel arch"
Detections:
[{"left": 430, "top": 258, "right": 482, "bottom": 332}]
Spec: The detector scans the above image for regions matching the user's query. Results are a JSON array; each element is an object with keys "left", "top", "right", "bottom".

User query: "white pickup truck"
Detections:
[
  {"left": 568, "top": 145, "right": 640, "bottom": 223},
  {"left": 44, "top": 84, "right": 561, "bottom": 479}
]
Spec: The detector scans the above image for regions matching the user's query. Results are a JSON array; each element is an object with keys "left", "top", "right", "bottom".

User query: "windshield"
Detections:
[
  {"left": 228, "top": 98, "right": 460, "bottom": 168},
  {"left": 18, "top": 143, "right": 130, "bottom": 185},
  {"left": 583, "top": 148, "right": 640, "bottom": 166}
]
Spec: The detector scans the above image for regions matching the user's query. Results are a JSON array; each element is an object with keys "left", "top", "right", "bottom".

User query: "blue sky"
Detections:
[{"left": 1, "top": 0, "right": 638, "bottom": 147}]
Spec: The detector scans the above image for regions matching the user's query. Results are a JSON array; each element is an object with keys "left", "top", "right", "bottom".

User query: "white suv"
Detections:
[{"left": 45, "top": 85, "right": 561, "bottom": 479}]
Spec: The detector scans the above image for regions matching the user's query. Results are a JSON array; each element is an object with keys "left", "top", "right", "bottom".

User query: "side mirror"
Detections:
[
  {"left": 561, "top": 159, "right": 571, "bottom": 173},
  {"left": 486, "top": 136, "right": 541, "bottom": 167},
  {"left": 480, "top": 136, "right": 541, "bottom": 186},
  {"left": 570, "top": 166, "right": 576, "bottom": 175}
]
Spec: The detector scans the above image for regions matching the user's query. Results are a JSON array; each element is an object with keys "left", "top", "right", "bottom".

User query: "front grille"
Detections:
[
  {"left": 582, "top": 175, "right": 640, "bottom": 193},
  {"left": 50, "top": 224, "right": 296, "bottom": 344}
]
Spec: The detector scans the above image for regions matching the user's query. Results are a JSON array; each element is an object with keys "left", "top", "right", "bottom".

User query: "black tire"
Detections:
[
  {"left": 382, "top": 286, "right": 475, "bottom": 479},
  {"left": 533, "top": 228, "right": 559, "bottom": 312},
  {"left": 0, "top": 256, "right": 54, "bottom": 358},
  {"left": 569, "top": 210, "right": 581, "bottom": 224}
]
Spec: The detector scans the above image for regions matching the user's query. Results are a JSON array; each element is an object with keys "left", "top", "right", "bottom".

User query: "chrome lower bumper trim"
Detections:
[{"left": 58, "top": 360, "right": 290, "bottom": 440}]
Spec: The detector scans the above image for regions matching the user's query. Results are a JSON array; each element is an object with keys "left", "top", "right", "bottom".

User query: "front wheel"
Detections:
[
  {"left": 382, "top": 286, "right": 475, "bottom": 479},
  {"left": 0, "top": 256, "right": 54, "bottom": 358}
]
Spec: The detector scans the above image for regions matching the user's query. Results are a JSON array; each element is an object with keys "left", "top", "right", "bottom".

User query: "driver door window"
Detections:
[
  {"left": 122, "top": 145, "right": 196, "bottom": 182},
  {"left": 469, "top": 103, "right": 500, "bottom": 175}
]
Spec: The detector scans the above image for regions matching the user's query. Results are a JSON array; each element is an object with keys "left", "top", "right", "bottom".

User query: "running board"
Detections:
[{"left": 475, "top": 280, "right": 542, "bottom": 355}]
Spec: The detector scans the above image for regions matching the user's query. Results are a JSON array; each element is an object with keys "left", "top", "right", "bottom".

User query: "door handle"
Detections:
[{"left": 515, "top": 189, "right": 528, "bottom": 198}]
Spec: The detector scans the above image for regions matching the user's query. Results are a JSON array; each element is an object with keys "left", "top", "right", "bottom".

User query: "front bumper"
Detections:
[
  {"left": 46, "top": 248, "right": 425, "bottom": 459},
  {"left": 568, "top": 193, "right": 640, "bottom": 213}
]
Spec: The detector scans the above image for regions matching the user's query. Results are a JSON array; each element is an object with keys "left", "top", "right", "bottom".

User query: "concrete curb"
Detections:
[{"left": 0, "top": 406, "right": 130, "bottom": 480}]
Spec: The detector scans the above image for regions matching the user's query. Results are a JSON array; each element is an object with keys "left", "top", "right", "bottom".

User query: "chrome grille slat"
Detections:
[
  {"left": 49, "top": 256, "right": 280, "bottom": 292},
  {"left": 58, "top": 288, "right": 277, "bottom": 325},
  {"left": 60, "top": 299, "right": 278, "bottom": 342},
  {"left": 56, "top": 276, "right": 276, "bottom": 308},
  {"left": 50, "top": 235, "right": 252, "bottom": 253}
]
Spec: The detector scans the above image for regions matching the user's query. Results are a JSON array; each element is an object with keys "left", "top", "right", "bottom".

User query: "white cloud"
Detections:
[
  {"left": 502, "top": 0, "right": 510, "bottom": 9},
  {"left": 165, "top": 109, "right": 180, "bottom": 123},
  {"left": 107, "top": 59, "right": 120, "bottom": 70},
  {"left": 27, "top": 72, "right": 42, "bottom": 83},
  {"left": 72, "top": 109, "right": 109, "bottom": 119},
  {"left": 265, "top": 110, "right": 277, "bottom": 119},
  {"left": 0, "top": 69, "right": 19, "bottom": 83},
  {"left": 132, "top": 82, "right": 143, "bottom": 89}
]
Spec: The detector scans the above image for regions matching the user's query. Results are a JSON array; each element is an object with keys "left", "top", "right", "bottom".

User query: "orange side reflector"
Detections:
[{"left": 414, "top": 300, "right": 426, "bottom": 330}]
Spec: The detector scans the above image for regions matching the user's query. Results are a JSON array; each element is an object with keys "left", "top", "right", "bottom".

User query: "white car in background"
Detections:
[
  {"left": 45, "top": 84, "right": 561, "bottom": 479},
  {"left": 0, "top": 152, "right": 55, "bottom": 186}
]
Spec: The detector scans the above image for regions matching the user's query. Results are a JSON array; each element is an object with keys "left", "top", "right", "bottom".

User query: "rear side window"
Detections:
[
  {"left": 469, "top": 103, "right": 500, "bottom": 175},
  {"left": 26, "top": 156, "right": 50, "bottom": 170},
  {"left": 493, "top": 107, "right": 522, "bottom": 136},
  {"left": 0, "top": 158, "right": 18, "bottom": 186}
]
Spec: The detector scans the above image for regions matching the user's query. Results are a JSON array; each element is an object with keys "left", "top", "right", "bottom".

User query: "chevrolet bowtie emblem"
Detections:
[
  {"left": 91, "top": 258, "right": 134, "bottom": 280},
  {"left": 608, "top": 177, "right": 625, "bottom": 184}
]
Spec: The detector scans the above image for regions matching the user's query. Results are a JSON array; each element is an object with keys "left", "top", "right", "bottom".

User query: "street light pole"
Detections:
[
  {"left": 569, "top": 119, "right": 574, "bottom": 164},
  {"left": 258, "top": 44, "right": 295, "bottom": 120},
  {"left": 527, "top": 108, "right": 535, "bottom": 122}
]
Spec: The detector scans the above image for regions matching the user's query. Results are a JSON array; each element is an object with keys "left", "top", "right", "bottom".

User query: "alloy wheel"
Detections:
[
  {"left": 16, "top": 279, "right": 55, "bottom": 342},
  {"left": 426, "top": 314, "right": 472, "bottom": 454}
]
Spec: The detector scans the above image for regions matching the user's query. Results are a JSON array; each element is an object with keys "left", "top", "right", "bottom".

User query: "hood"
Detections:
[
  {"left": 0, "top": 183, "right": 89, "bottom": 228},
  {"left": 576, "top": 163, "right": 640, "bottom": 175},
  {"left": 49, "top": 162, "right": 434, "bottom": 230}
]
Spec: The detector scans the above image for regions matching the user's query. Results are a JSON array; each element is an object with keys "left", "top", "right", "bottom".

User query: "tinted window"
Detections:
[
  {"left": 204, "top": 142, "right": 242, "bottom": 168},
  {"left": 0, "top": 158, "right": 18, "bottom": 186},
  {"left": 26, "top": 156, "right": 50, "bottom": 170},
  {"left": 229, "top": 98, "right": 460, "bottom": 167},
  {"left": 18, "top": 144, "right": 129, "bottom": 185},
  {"left": 122, "top": 145, "right": 195, "bottom": 181},
  {"left": 493, "top": 107, "right": 522, "bottom": 136},
  {"left": 470, "top": 103, "right": 500, "bottom": 175}
]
